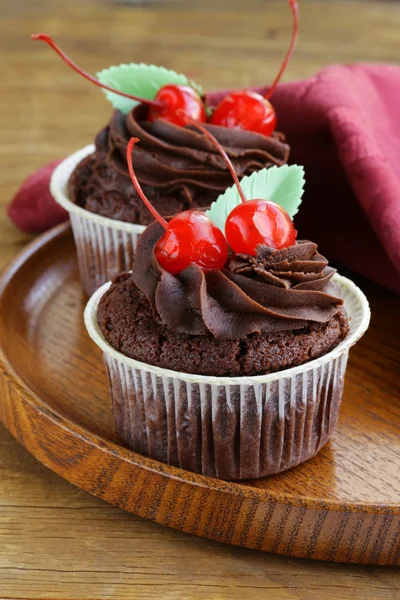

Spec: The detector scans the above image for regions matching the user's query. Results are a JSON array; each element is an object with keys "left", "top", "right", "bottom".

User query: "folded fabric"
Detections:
[
  {"left": 210, "top": 63, "right": 400, "bottom": 295},
  {"left": 277, "top": 63, "right": 400, "bottom": 295},
  {"left": 8, "top": 63, "right": 400, "bottom": 293},
  {"left": 8, "top": 159, "right": 66, "bottom": 233}
]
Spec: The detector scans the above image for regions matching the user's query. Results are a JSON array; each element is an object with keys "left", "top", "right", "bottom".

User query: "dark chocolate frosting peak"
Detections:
[
  {"left": 228, "top": 242, "right": 331, "bottom": 288},
  {"left": 132, "top": 222, "right": 344, "bottom": 341}
]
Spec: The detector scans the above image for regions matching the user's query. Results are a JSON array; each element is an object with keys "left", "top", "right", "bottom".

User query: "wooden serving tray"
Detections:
[{"left": 0, "top": 223, "right": 399, "bottom": 565}]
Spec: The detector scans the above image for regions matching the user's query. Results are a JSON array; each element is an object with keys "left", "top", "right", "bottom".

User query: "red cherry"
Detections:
[
  {"left": 225, "top": 200, "right": 297, "bottom": 255},
  {"left": 209, "top": 90, "right": 277, "bottom": 137},
  {"left": 208, "top": 0, "right": 298, "bottom": 136},
  {"left": 148, "top": 85, "right": 206, "bottom": 126},
  {"left": 126, "top": 138, "right": 227, "bottom": 274},
  {"left": 155, "top": 211, "right": 228, "bottom": 274},
  {"left": 31, "top": 34, "right": 206, "bottom": 126}
]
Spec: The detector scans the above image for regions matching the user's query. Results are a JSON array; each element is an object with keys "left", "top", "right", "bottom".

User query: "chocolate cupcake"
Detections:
[
  {"left": 84, "top": 134, "right": 370, "bottom": 480},
  {"left": 85, "top": 224, "right": 369, "bottom": 480}
]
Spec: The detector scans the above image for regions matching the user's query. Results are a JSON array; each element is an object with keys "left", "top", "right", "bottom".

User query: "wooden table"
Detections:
[{"left": 1, "top": 1, "right": 400, "bottom": 598}]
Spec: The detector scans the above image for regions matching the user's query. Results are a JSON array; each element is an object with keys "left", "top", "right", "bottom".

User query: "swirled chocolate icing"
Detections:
[
  {"left": 132, "top": 221, "right": 344, "bottom": 340},
  {"left": 68, "top": 106, "right": 290, "bottom": 224}
]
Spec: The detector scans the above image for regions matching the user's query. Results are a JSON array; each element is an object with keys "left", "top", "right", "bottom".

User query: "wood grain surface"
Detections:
[
  {"left": 1, "top": 0, "right": 400, "bottom": 598},
  {"left": 1, "top": 223, "right": 400, "bottom": 597}
]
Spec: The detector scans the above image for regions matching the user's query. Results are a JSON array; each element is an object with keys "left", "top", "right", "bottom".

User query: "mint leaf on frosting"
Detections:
[
  {"left": 97, "top": 63, "right": 203, "bottom": 114},
  {"left": 206, "top": 164, "right": 305, "bottom": 235}
]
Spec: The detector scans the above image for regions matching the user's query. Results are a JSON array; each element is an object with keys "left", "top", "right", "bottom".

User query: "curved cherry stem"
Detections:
[
  {"left": 31, "top": 33, "right": 163, "bottom": 109},
  {"left": 126, "top": 138, "right": 168, "bottom": 229},
  {"left": 186, "top": 119, "right": 248, "bottom": 204},
  {"left": 265, "top": 0, "right": 299, "bottom": 100}
]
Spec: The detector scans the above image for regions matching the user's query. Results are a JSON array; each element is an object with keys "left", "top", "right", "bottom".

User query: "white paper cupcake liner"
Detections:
[
  {"left": 50, "top": 146, "right": 145, "bottom": 295},
  {"left": 85, "top": 274, "right": 370, "bottom": 480}
]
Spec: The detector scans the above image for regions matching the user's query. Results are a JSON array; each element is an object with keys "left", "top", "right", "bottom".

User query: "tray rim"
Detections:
[{"left": 0, "top": 221, "right": 398, "bottom": 517}]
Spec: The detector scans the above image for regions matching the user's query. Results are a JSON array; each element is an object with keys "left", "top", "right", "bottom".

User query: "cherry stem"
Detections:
[
  {"left": 126, "top": 138, "right": 168, "bottom": 229},
  {"left": 265, "top": 0, "right": 299, "bottom": 100},
  {"left": 186, "top": 119, "right": 248, "bottom": 204},
  {"left": 31, "top": 33, "right": 163, "bottom": 110}
]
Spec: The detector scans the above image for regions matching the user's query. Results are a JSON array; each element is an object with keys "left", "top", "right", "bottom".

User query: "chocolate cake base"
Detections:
[{"left": 98, "top": 273, "right": 350, "bottom": 378}]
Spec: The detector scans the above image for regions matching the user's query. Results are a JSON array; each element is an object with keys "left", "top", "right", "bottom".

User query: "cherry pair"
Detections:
[
  {"left": 32, "top": 0, "right": 298, "bottom": 136},
  {"left": 126, "top": 124, "right": 296, "bottom": 275}
]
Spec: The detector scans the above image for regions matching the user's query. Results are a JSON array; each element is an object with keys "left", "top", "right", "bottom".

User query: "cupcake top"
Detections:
[
  {"left": 99, "top": 126, "right": 345, "bottom": 343},
  {"left": 131, "top": 221, "right": 344, "bottom": 341},
  {"left": 67, "top": 107, "right": 290, "bottom": 223},
  {"left": 88, "top": 106, "right": 288, "bottom": 199}
]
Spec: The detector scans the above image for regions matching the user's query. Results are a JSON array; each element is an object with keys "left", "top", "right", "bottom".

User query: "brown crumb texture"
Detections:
[{"left": 98, "top": 274, "right": 350, "bottom": 377}]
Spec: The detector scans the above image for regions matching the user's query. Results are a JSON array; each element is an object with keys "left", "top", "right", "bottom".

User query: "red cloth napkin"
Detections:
[
  {"left": 8, "top": 63, "right": 400, "bottom": 293},
  {"left": 278, "top": 63, "right": 400, "bottom": 295},
  {"left": 210, "top": 63, "right": 400, "bottom": 295},
  {"left": 8, "top": 159, "right": 66, "bottom": 233}
]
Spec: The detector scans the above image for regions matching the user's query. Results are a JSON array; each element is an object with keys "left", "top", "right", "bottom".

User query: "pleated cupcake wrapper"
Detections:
[
  {"left": 85, "top": 274, "right": 370, "bottom": 480},
  {"left": 50, "top": 146, "right": 145, "bottom": 296}
]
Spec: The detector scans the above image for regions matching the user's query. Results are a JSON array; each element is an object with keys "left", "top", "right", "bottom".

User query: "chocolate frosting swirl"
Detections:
[
  {"left": 69, "top": 106, "right": 290, "bottom": 224},
  {"left": 132, "top": 222, "right": 344, "bottom": 340},
  {"left": 106, "top": 105, "right": 289, "bottom": 186}
]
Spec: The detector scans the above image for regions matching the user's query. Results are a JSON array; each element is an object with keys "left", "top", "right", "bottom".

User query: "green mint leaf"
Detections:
[
  {"left": 97, "top": 63, "right": 203, "bottom": 114},
  {"left": 206, "top": 164, "right": 305, "bottom": 235}
]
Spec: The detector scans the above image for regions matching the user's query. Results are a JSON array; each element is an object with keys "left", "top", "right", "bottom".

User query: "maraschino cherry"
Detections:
[
  {"left": 147, "top": 84, "right": 206, "bottom": 125},
  {"left": 188, "top": 121, "right": 297, "bottom": 255},
  {"left": 31, "top": 33, "right": 206, "bottom": 127},
  {"left": 226, "top": 199, "right": 297, "bottom": 254},
  {"left": 209, "top": 0, "right": 299, "bottom": 137},
  {"left": 126, "top": 138, "right": 228, "bottom": 274}
]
